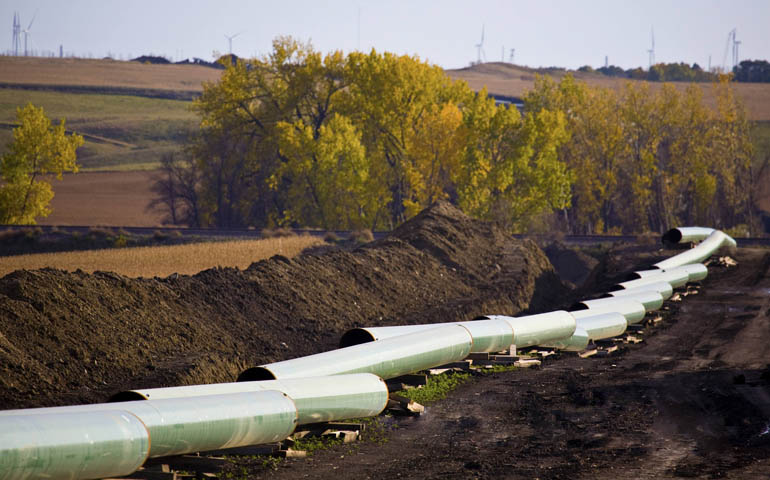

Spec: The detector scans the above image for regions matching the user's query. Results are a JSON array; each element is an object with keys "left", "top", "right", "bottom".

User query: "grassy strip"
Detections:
[{"left": 394, "top": 371, "right": 471, "bottom": 404}]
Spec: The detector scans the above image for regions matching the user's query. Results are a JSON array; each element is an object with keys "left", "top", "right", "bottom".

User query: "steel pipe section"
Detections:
[
  {"left": 110, "top": 374, "right": 389, "bottom": 425},
  {"left": 654, "top": 230, "right": 736, "bottom": 270},
  {"left": 615, "top": 269, "right": 690, "bottom": 291},
  {"left": 610, "top": 279, "right": 674, "bottom": 299},
  {"left": 572, "top": 298, "right": 646, "bottom": 324},
  {"left": 339, "top": 318, "right": 513, "bottom": 353},
  {"left": 632, "top": 263, "right": 708, "bottom": 283},
  {"left": 574, "top": 312, "right": 628, "bottom": 341},
  {"left": 661, "top": 226, "right": 715, "bottom": 244},
  {"left": 539, "top": 326, "right": 590, "bottom": 352},
  {"left": 238, "top": 324, "right": 473, "bottom": 381},
  {"left": 480, "top": 311, "right": 577, "bottom": 348},
  {"left": 0, "top": 391, "right": 298, "bottom": 459},
  {"left": 604, "top": 289, "right": 664, "bottom": 311},
  {"left": 0, "top": 410, "right": 149, "bottom": 480}
]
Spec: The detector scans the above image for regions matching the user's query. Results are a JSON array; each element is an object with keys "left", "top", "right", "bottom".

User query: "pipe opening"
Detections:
[
  {"left": 107, "top": 391, "right": 148, "bottom": 402},
  {"left": 661, "top": 228, "right": 683, "bottom": 245},
  {"left": 237, "top": 367, "right": 277, "bottom": 382},
  {"left": 339, "top": 328, "right": 377, "bottom": 348}
]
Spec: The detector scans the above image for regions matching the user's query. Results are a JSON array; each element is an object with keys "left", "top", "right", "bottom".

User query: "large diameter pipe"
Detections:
[
  {"left": 0, "top": 391, "right": 298, "bottom": 458},
  {"left": 574, "top": 312, "right": 628, "bottom": 340},
  {"left": 539, "top": 326, "right": 590, "bottom": 352},
  {"left": 654, "top": 230, "right": 736, "bottom": 270},
  {"left": 480, "top": 311, "right": 576, "bottom": 348},
  {"left": 661, "top": 226, "right": 715, "bottom": 244},
  {"left": 632, "top": 263, "right": 708, "bottom": 283},
  {"left": 238, "top": 324, "right": 473, "bottom": 381},
  {"left": 0, "top": 411, "right": 149, "bottom": 480},
  {"left": 615, "top": 269, "right": 689, "bottom": 290},
  {"left": 572, "top": 298, "right": 646, "bottom": 324},
  {"left": 605, "top": 289, "right": 664, "bottom": 310},
  {"left": 110, "top": 374, "right": 389, "bottom": 425},
  {"left": 339, "top": 318, "right": 513, "bottom": 353},
  {"left": 610, "top": 279, "right": 674, "bottom": 299}
]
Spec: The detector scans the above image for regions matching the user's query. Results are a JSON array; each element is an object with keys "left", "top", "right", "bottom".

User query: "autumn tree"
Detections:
[{"left": 0, "top": 104, "right": 83, "bottom": 224}]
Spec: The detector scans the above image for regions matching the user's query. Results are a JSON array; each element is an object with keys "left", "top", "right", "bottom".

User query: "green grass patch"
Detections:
[
  {"left": 0, "top": 88, "right": 197, "bottom": 171},
  {"left": 291, "top": 435, "right": 344, "bottom": 455},
  {"left": 394, "top": 371, "right": 471, "bottom": 404}
]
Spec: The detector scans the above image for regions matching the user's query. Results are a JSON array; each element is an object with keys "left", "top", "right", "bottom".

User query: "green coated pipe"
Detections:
[
  {"left": 603, "top": 289, "right": 664, "bottom": 311},
  {"left": 632, "top": 263, "right": 708, "bottom": 283},
  {"left": 110, "top": 374, "right": 389, "bottom": 425},
  {"left": 572, "top": 298, "right": 646, "bottom": 324},
  {"left": 339, "top": 318, "right": 513, "bottom": 353},
  {"left": 574, "top": 312, "right": 628, "bottom": 340},
  {"left": 0, "top": 410, "right": 149, "bottom": 480},
  {"left": 480, "top": 311, "right": 577, "bottom": 348},
  {"left": 238, "top": 324, "right": 473, "bottom": 381},
  {"left": 0, "top": 391, "right": 298, "bottom": 458},
  {"left": 539, "top": 326, "right": 590, "bottom": 352},
  {"left": 616, "top": 269, "right": 690, "bottom": 290},
  {"left": 608, "top": 281, "right": 673, "bottom": 301},
  {"left": 654, "top": 230, "right": 736, "bottom": 270},
  {"left": 661, "top": 226, "right": 715, "bottom": 244}
]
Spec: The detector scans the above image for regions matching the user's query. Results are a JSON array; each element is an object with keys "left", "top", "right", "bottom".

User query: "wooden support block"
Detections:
[
  {"left": 151, "top": 456, "right": 227, "bottom": 473},
  {"left": 387, "top": 394, "right": 425, "bottom": 415},
  {"left": 467, "top": 352, "right": 490, "bottom": 361},
  {"left": 435, "top": 360, "right": 472, "bottom": 370},
  {"left": 578, "top": 349, "right": 598, "bottom": 358},
  {"left": 323, "top": 430, "right": 359, "bottom": 443},
  {"left": 276, "top": 448, "right": 307, "bottom": 458},
  {"left": 514, "top": 359, "right": 541, "bottom": 368}
]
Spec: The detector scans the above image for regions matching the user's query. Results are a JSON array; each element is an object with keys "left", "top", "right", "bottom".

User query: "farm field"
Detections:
[
  {"left": 447, "top": 62, "right": 770, "bottom": 121},
  {"left": 0, "top": 202, "right": 769, "bottom": 478},
  {"left": 36, "top": 170, "right": 164, "bottom": 226},
  {"left": 0, "top": 57, "right": 220, "bottom": 93},
  {"left": 0, "top": 88, "right": 196, "bottom": 171},
  {"left": 0, "top": 235, "right": 324, "bottom": 278}
]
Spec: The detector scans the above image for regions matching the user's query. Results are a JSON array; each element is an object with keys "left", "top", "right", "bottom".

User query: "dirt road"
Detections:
[{"left": 262, "top": 247, "right": 770, "bottom": 479}]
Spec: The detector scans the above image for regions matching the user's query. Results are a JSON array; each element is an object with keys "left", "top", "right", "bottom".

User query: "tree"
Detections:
[{"left": 0, "top": 104, "right": 83, "bottom": 224}]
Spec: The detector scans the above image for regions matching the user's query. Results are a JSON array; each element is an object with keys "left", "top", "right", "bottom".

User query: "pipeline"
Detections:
[
  {"left": 109, "top": 373, "right": 389, "bottom": 425},
  {"left": 238, "top": 324, "right": 474, "bottom": 381},
  {"left": 0, "top": 227, "right": 736, "bottom": 479}
]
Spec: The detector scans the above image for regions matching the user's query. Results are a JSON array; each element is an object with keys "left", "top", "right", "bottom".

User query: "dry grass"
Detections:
[
  {"left": 0, "top": 235, "right": 325, "bottom": 278},
  {"left": 0, "top": 57, "right": 220, "bottom": 92},
  {"left": 447, "top": 62, "right": 770, "bottom": 121}
]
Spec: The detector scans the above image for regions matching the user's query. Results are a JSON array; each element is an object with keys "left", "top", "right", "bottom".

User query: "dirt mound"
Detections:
[{"left": 0, "top": 201, "right": 566, "bottom": 409}]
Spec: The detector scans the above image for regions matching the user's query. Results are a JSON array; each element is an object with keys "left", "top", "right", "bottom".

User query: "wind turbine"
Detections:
[
  {"left": 224, "top": 32, "right": 242, "bottom": 55},
  {"left": 647, "top": 27, "right": 655, "bottom": 69},
  {"left": 22, "top": 11, "right": 37, "bottom": 56},
  {"left": 12, "top": 12, "right": 21, "bottom": 56},
  {"left": 475, "top": 24, "right": 486, "bottom": 64}
]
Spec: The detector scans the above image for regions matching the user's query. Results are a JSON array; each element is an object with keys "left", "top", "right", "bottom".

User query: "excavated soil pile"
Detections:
[{"left": 0, "top": 201, "right": 567, "bottom": 410}]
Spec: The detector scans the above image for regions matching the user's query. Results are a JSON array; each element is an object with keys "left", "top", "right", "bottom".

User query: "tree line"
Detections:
[
  {"left": 151, "top": 37, "right": 761, "bottom": 235},
  {"left": 582, "top": 60, "right": 770, "bottom": 83}
]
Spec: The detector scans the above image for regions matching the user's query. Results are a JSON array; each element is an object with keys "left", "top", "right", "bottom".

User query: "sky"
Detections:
[{"left": 2, "top": 0, "right": 768, "bottom": 71}]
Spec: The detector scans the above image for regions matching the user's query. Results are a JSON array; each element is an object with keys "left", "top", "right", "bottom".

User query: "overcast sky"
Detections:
[{"left": 2, "top": 0, "right": 768, "bottom": 71}]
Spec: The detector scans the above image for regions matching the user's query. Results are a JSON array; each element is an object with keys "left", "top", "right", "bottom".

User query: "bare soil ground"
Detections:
[
  {"left": 2, "top": 201, "right": 769, "bottom": 479},
  {"left": 261, "top": 245, "right": 770, "bottom": 479},
  {"left": 0, "top": 202, "right": 564, "bottom": 409},
  {"left": 39, "top": 170, "right": 164, "bottom": 226}
]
